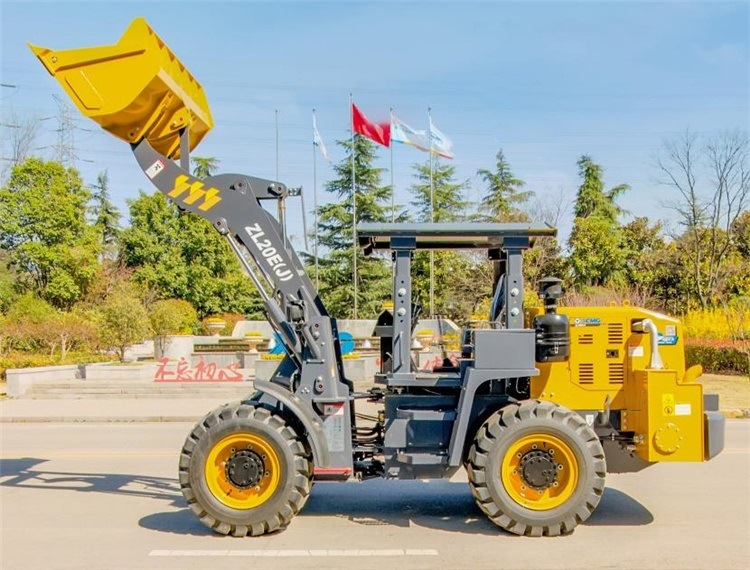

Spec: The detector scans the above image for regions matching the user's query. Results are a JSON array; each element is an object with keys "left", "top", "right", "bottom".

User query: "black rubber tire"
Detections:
[
  {"left": 467, "top": 400, "right": 606, "bottom": 537},
  {"left": 179, "top": 402, "right": 312, "bottom": 537}
]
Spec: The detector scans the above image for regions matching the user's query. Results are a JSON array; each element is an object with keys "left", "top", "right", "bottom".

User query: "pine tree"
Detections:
[
  {"left": 316, "top": 135, "right": 394, "bottom": 318},
  {"left": 573, "top": 155, "right": 629, "bottom": 221},
  {"left": 90, "top": 170, "right": 121, "bottom": 257},
  {"left": 409, "top": 158, "right": 471, "bottom": 317},
  {"left": 569, "top": 155, "right": 630, "bottom": 286},
  {"left": 410, "top": 159, "right": 469, "bottom": 222},
  {"left": 192, "top": 156, "right": 220, "bottom": 178},
  {"left": 477, "top": 149, "right": 533, "bottom": 222}
]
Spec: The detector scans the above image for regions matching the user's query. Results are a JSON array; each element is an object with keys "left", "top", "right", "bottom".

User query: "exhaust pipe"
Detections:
[{"left": 632, "top": 319, "right": 664, "bottom": 370}]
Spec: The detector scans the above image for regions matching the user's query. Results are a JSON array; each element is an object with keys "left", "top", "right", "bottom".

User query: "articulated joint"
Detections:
[{"left": 631, "top": 319, "right": 664, "bottom": 370}]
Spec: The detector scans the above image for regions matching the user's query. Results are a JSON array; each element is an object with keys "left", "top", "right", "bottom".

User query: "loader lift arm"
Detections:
[{"left": 132, "top": 137, "right": 353, "bottom": 469}]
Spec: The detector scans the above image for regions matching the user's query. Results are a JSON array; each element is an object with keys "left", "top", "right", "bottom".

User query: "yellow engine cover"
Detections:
[{"left": 527, "top": 305, "right": 705, "bottom": 462}]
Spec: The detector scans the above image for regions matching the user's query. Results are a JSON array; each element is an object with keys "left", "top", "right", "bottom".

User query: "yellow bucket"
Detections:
[{"left": 29, "top": 18, "right": 213, "bottom": 159}]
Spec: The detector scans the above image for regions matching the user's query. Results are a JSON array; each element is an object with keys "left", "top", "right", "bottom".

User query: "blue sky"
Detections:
[{"left": 2, "top": 1, "right": 748, "bottom": 249}]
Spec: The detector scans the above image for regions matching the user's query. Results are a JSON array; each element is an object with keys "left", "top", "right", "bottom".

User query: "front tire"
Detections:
[
  {"left": 179, "top": 402, "right": 312, "bottom": 536},
  {"left": 467, "top": 400, "right": 605, "bottom": 536}
]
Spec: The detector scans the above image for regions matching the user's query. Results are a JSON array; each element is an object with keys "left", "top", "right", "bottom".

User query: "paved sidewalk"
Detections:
[{"left": 0, "top": 397, "right": 241, "bottom": 423}]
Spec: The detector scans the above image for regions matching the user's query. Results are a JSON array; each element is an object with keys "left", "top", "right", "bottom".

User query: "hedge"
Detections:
[
  {"left": 684, "top": 339, "right": 749, "bottom": 376},
  {"left": 0, "top": 352, "right": 116, "bottom": 381}
]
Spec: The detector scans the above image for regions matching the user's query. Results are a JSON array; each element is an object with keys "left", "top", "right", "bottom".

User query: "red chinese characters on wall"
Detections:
[{"left": 154, "top": 357, "right": 244, "bottom": 382}]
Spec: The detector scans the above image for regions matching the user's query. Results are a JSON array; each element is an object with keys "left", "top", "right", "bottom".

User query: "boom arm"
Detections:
[{"left": 132, "top": 139, "right": 349, "bottom": 401}]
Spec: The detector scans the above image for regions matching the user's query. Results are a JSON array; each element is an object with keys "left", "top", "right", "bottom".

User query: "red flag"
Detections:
[{"left": 352, "top": 103, "right": 391, "bottom": 147}]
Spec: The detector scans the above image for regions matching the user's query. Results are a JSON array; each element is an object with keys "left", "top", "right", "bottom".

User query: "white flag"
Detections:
[
  {"left": 313, "top": 113, "right": 331, "bottom": 162},
  {"left": 391, "top": 113, "right": 429, "bottom": 153},
  {"left": 429, "top": 117, "right": 454, "bottom": 159}
]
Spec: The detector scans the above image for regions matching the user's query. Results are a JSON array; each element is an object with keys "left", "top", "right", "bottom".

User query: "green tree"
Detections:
[
  {"left": 0, "top": 158, "right": 99, "bottom": 308},
  {"left": 97, "top": 283, "right": 152, "bottom": 361},
  {"left": 0, "top": 249, "right": 18, "bottom": 313},
  {"left": 732, "top": 210, "right": 750, "bottom": 259},
  {"left": 409, "top": 159, "right": 472, "bottom": 316},
  {"left": 477, "top": 149, "right": 533, "bottom": 221},
  {"left": 119, "top": 191, "right": 263, "bottom": 318},
  {"left": 149, "top": 298, "right": 198, "bottom": 356},
  {"left": 316, "top": 135, "right": 394, "bottom": 318},
  {"left": 656, "top": 130, "right": 749, "bottom": 308},
  {"left": 192, "top": 156, "right": 220, "bottom": 178},
  {"left": 568, "top": 216, "right": 627, "bottom": 287},
  {"left": 569, "top": 156, "right": 629, "bottom": 286},
  {"left": 573, "top": 156, "right": 629, "bottom": 222},
  {"left": 90, "top": 170, "right": 121, "bottom": 257},
  {"left": 410, "top": 159, "right": 469, "bottom": 222},
  {"left": 149, "top": 299, "right": 198, "bottom": 336},
  {"left": 621, "top": 217, "right": 669, "bottom": 294}
]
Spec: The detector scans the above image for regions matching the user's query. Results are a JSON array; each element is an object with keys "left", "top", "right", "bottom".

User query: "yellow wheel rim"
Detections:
[
  {"left": 500, "top": 433, "right": 579, "bottom": 511},
  {"left": 205, "top": 433, "right": 281, "bottom": 510}
]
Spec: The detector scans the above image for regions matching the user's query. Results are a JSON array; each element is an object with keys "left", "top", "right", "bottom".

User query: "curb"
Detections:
[{"left": 0, "top": 416, "right": 203, "bottom": 423}]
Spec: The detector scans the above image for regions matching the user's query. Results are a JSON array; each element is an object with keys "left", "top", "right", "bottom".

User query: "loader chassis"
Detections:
[{"left": 30, "top": 17, "right": 725, "bottom": 539}]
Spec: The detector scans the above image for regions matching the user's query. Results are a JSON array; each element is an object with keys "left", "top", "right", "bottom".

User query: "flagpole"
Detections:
[
  {"left": 390, "top": 107, "right": 395, "bottom": 223},
  {"left": 275, "top": 109, "right": 287, "bottom": 247},
  {"left": 312, "top": 109, "right": 319, "bottom": 290},
  {"left": 428, "top": 107, "right": 435, "bottom": 318},
  {"left": 350, "top": 94, "right": 358, "bottom": 319}
]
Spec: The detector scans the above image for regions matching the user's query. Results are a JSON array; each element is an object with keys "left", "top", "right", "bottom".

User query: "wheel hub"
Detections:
[
  {"left": 519, "top": 450, "right": 558, "bottom": 490},
  {"left": 225, "top": 449, "right": 264, "bottom": 488}
]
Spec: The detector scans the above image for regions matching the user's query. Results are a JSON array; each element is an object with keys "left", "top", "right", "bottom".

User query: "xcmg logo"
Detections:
[{"left": 168, "top": 174, "right": 222, "bottom": 211}]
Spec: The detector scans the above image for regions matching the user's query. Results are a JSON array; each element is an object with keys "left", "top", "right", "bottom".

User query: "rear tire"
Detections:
[
  {"left": 179, "top": 402, "right": 312, "bottom": 536},
  {"left": 467, "top": 400, "right": 605, "bottom": 536}
]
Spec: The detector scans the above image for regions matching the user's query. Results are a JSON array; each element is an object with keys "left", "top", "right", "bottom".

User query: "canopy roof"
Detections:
[{"left": 357, "top": 223, "right": 556, "bottom": 251}]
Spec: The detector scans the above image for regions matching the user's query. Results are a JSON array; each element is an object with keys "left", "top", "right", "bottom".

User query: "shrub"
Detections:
[
  {"left": 0, "top": 351, "right": 116, "bottom": 381},
  {"left": 97, "top": 289, "right": 152, "bottom": 361},
  {"left": 685, "top": 338, "right": 749, "bottom": 376},
  {"left": 149, "top": 299, "right": 198, "bottom": 336},
  {"left": 682, "top": 307, "right": 750, "bottom": 341}
]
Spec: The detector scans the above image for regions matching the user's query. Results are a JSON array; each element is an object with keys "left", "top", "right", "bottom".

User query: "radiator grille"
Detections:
[
  {"left": 608, "top": 362, "right": 625, "bottom": 384},
  {"left": 578, "top": 333, "right": 594, "bottom": 345},
  {"left": 578, "top": 363, "right": 594, "bottom": 384},
  {"left": 608, "top": 323, "right": 624, "bottom": 345}
]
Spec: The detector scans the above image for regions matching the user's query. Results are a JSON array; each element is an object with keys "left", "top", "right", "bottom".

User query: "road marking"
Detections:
[{"left": 149, "top": 549, "right": 439, "bottom": 557}]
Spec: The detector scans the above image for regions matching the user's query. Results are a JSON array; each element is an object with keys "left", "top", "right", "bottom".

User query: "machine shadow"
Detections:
[
  {"left": 1, "top": 458, "right": 653, "bottom": 536},
  {"left": 0, "top": 457, "right": 214, "bottom": 536},
  {"left": 300, "top": 479, "right": 654, "bottom": 535}
]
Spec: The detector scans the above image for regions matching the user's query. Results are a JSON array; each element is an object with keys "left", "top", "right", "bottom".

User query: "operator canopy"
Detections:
[{"left": 357, "top": 222, "right": 557, "bottom": 251}]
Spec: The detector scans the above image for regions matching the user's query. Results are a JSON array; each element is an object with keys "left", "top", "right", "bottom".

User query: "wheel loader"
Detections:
[{"left": 30, "top": 18, "right": 725, "bottom": 537}]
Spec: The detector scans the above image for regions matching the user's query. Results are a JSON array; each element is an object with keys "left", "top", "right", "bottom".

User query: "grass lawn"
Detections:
[{"left": 699, "top": 373, "right": 750, "bottom": 412}]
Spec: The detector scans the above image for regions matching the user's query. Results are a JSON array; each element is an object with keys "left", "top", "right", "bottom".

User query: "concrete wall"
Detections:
[
  {"left": 6, "top": 365, "right": 84, "bottom": 398},
  {"left": 153, "top": 335, "right": 194, "bottom": 361},
  {"left": 85, "top": 362, "right": 158, "bottom": 381}
]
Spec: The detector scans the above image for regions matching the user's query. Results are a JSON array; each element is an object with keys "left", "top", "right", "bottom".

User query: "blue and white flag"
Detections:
[
  {"left": 313, "top": 113, "right": 331, "bottom": 162},
  {"left": 429, "top": 117, "right": 454, "bottom": 159},
  {"left": 391, "top": 113, "right": 429, "bottom": 153}
]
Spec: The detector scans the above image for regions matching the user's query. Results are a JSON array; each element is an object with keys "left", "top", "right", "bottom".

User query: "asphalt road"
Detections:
[{"left": 1, "top": 421, "right": 748, "bottom": 570}]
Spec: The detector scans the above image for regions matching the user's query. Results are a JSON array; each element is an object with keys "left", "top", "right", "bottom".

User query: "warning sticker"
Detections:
[
  {"left": 323, "top": 414, "right": 345, "bottom": 452},
  {"left": 675, "top": 403, "right": 692, "bottom": 416},
  {"left": 145, "top": 159, "right": 166, "bottom": 179},
  {"left": 323, "top": 402, "right": 346, "bottom": 452}
]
